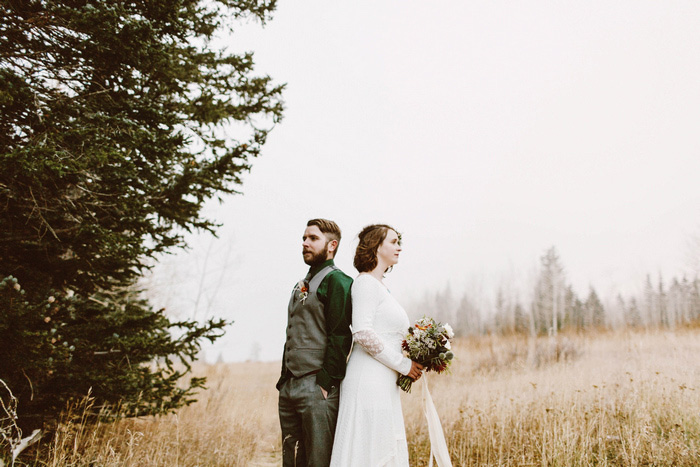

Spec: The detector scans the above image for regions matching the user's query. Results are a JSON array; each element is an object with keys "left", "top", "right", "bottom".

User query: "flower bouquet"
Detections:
[{"left": 398, "top": 316, "right": 455, "bottom": 392}]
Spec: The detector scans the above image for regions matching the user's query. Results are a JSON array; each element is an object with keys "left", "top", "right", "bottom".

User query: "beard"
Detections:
[{"left": 303, "top": 242, "right": 330, "bottom": 266}]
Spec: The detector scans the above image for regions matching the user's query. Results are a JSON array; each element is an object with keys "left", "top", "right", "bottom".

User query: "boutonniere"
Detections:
[{"left": 297, "top": 280, "right": 309, "bottom": 303}]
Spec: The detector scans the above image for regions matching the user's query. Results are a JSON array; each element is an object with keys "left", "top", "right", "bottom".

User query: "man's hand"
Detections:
[
  {"left": 320, "top": 386, "right": 328, "bottom": 399},
  {"left": 407, "top": 361, "right": 424, "bottom": 381}
]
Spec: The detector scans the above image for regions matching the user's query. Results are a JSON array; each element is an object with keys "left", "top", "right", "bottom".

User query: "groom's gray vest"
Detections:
[{"left": 283, "top": 265, "right": 338, "bottom": 377}]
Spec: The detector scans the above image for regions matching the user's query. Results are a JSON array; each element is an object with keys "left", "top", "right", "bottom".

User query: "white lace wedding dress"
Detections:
[{"left": 330, "top": 273, "right": 413, "bottom": 467}]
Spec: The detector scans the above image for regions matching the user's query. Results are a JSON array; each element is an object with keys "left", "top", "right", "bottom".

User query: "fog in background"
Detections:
[{"left": 143, "top": 1, "right": 700, "bottom": 362}]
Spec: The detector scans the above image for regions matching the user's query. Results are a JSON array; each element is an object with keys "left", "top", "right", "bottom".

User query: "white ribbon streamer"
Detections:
[{"left": 422, "top": 376, "right": 452, "bottom": 467}]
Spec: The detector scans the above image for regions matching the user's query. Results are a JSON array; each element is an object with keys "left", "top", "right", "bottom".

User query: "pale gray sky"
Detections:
[{"left": 149, "top": 1, "right": 700, "bottom": 361}]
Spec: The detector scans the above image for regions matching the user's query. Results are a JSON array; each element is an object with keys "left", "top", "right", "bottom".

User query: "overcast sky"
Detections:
[{"left": 148, "top": 1, "right": 700, "bottom": 362}]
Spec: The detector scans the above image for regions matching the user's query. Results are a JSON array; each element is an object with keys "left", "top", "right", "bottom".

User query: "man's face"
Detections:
[{"left": 302, "top": 225, "right": 333, "bottom": 266}]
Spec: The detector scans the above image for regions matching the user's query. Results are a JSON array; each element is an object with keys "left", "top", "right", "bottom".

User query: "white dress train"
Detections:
[{"left": 330, "top": 274, "right": 413, "bottom": 467}]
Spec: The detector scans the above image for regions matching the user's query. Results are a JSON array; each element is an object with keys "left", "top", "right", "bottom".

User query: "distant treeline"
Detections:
[{"left": 410, "top": 247, "right": 700, "bottom": 336}]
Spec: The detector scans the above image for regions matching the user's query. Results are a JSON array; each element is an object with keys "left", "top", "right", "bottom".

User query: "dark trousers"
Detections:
[{"left": 278, "top": 373, "right": 340, "bottom": 467}]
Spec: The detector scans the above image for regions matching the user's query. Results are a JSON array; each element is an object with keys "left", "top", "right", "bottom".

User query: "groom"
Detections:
[{"left": 277, "top": 218, "right": 353, "bottom": 467}]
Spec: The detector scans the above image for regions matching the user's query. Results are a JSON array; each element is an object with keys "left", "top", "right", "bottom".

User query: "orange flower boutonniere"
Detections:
[{"left": 297, "top": 280, "right": 309, "bottom": 303}]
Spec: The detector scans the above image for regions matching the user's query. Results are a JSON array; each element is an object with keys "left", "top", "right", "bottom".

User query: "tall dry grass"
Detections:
[
  {"left": 404, "top": 329, "right": 700, "bottom": 466},
  {"left": 35, "top": 362, "right": 281, "bottom": 466},
  {"left": 25, "top": 328, "right": 700, "bottom": 466}
]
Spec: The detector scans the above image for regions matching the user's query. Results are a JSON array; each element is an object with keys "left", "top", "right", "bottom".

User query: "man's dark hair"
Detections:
[{"left": 307, "top": 218, "right": 342, "bottom": 256}]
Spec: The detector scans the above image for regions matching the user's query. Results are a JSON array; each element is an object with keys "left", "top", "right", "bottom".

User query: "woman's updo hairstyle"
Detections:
[{"left": 354, "top": 224, "right": 397, "bottom": 273}]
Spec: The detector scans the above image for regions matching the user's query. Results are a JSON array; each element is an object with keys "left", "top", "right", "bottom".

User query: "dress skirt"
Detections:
[{"left": 330, "top": 341, "right": 409, "bottom": 467}]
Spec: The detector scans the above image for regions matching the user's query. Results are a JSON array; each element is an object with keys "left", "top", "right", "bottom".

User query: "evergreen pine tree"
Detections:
[
  {"left": 584, "top": 287, "right": 605, "bottom": 329},
  {"left": 0, "top": 0, "right": 284, "bottom": 433},
  {"left": 513, "top": 300, "right": 530, "bottom": 335},
  {"left": 532, "top": 246, "right": 566, "bottom": 335},
  {"left": 625, "top": 297, "right": 642, "bottom": 328}
]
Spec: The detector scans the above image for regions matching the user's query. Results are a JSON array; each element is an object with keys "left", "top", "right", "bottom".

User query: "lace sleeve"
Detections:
[{"left": 353, "top": 329, "right": 384, "bottom": 356}]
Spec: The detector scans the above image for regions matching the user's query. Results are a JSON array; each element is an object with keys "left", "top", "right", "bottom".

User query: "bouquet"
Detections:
[{"left": 397, "top": 316, "right": 455, "bottom": 392}]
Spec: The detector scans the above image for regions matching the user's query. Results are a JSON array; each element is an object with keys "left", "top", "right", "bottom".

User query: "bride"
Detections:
[{"left": 330, "top": 224, "right": 423, "bottom": 467}]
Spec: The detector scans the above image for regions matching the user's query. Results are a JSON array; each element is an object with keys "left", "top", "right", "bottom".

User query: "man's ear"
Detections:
[{"left": 327, "top": 239, "right": 339, "bottom": 256}]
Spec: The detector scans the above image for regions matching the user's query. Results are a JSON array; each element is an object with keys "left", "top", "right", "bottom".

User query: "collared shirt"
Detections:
[{"left": 279, "top": 259, "right": 353, "bottom": 392}]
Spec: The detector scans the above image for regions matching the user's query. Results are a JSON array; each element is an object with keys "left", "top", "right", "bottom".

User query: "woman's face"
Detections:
[{"left": 377, "top": 229, "right": 402, "bottom": 267}]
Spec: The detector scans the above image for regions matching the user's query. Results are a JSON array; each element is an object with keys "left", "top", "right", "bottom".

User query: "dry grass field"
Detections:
[{"left": 31, "top": 328, "right": 700, "bottom": 466}]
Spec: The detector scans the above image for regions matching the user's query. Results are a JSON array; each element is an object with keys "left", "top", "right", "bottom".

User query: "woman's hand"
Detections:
[{"left": 407, "top": 360, "right": 424, "bottom": 381}]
